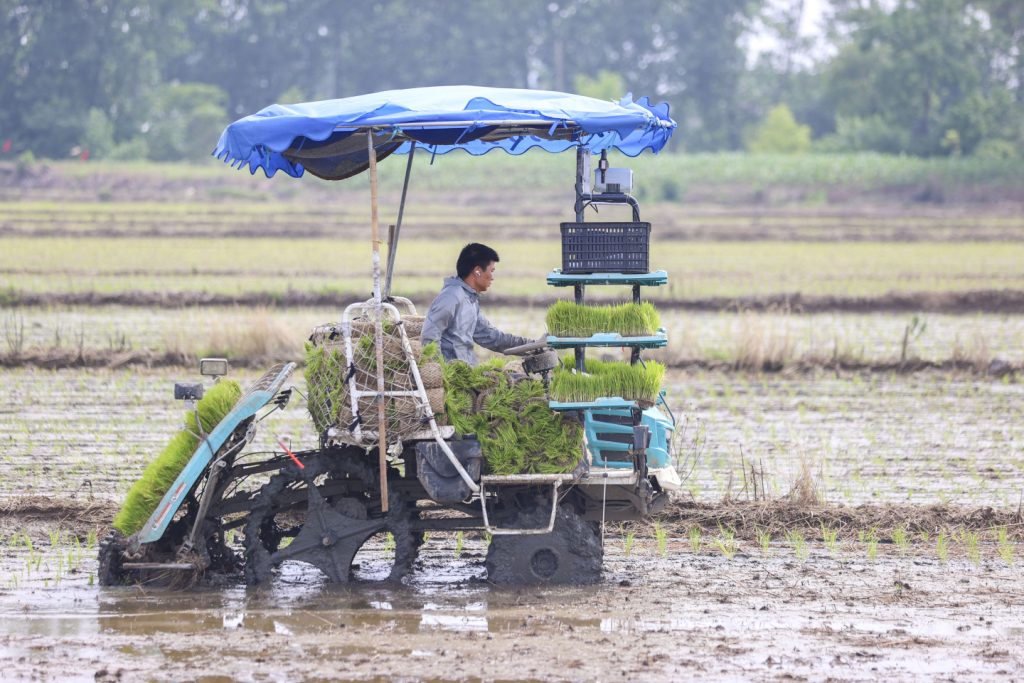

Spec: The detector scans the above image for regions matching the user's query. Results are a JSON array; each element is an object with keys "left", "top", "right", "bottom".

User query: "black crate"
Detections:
[{"left": 560, "top": 222, "right": 651, "bottom": 274}]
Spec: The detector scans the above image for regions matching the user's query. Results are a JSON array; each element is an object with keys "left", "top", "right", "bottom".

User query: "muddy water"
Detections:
[
  {"left": 3, "top": 364, "right": 1023, "bottom": 678},
  {"left": 1, "top": 538, "right": 1022, "bottom": 682}
]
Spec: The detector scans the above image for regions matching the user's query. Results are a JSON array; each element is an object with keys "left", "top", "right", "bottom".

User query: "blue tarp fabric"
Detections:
[{"left": 213, "top": 85, "right": 675, "bottom": 179}]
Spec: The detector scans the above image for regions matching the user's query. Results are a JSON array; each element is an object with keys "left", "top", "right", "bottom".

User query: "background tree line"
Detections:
[{"left": 2, "top": 0, "right": 1021, "bottom": 161}]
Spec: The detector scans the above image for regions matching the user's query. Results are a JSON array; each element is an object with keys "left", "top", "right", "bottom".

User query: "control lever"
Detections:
[
  {"left": 504, "top": 339, "right": 550, "bottom": 356},
  {"left": 504, "top": 338, "right": 559, "bottom": 387}
]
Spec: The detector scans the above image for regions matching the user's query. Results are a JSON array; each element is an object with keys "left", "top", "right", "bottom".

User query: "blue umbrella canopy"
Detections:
[{"left": 214, "top": 85, "right": 675, "bottom": 180}]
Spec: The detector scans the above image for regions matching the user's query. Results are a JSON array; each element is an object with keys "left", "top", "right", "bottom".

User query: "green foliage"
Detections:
[
  {"left": 574, "top": 70, "right": 627, "bottom": 101},
  {"left": 546, "top": 301, "right": 661, "bottom": 337},
  {"left": 145, "top": 83, "right": 230, "bottom": 162},
  {"left": 747, "top": 104, "right": 811, "bottom": 154},
  {"left": 822, "top": 0, "right": 1023, "bottom": 156},
  {"left": 82, "top": 109, "right": 116, "bottom": 159},
  {"left": 113, "top": 380, "right": 242, "bottom": 536},
  {"left": 816, "top": 115, "right": 909, "bottom": 155},
  {"left": 550, "top": 356, "right": 665, "bottom": 403}
]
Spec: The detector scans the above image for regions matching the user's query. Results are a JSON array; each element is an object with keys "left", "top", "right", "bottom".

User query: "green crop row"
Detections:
[{"left": 3, "top": 237, "right": 1024, "bottom": 301}]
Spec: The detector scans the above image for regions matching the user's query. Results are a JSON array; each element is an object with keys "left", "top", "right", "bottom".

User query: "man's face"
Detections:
[{"left": 469, "top": 261, "right": 496, "bottom": 293}]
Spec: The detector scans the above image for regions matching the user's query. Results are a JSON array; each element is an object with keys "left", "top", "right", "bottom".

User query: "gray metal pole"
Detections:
[{"left": 383, "top": 143, "right": 416, "bottom": 299}]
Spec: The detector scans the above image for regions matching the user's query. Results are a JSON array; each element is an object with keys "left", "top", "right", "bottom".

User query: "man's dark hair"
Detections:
[{"left": 457, "top": 243, "right": 499, "bottom": 279}]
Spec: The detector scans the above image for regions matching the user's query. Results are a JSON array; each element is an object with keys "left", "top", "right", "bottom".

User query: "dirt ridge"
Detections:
[
  {"left": 6, "top": 288, "right": 1024, "bottom": 314},
  {"left": 3, "top": 496, "right": 1022, "bottom": 543},
  {"left": 660, "top": 500, "right": 1024, "bottom": 540},
  {"left": 1, "top": 347, "right": 1019, "bottom": 376}
]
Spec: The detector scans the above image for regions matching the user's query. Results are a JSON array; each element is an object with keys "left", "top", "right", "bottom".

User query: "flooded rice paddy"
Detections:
[
  {"left": 2, "top": 528, "right": 1024, "bottom": 679},
  {"left": 0, "top": 528, "right": 1022, "bottom": 681},
  {"left": 2, "top": 319, "right": 1023, "bottom": 680},
  {"left": 1, "top": 366, "right": 1021, "bottom": 507}
]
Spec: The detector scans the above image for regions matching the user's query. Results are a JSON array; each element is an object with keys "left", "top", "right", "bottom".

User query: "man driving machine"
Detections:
[{"left": 421, "top": 243, "right": 532, "bottom": 366}]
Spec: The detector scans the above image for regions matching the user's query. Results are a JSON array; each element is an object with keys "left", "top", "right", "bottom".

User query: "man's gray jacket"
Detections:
[{"left": 421, "top": 276, "right": 530, "bottom": 365}]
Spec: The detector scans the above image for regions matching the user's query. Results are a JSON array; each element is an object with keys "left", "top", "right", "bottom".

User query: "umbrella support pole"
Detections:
[
  {"left": 367, "top": 131, "right": 390, "bottom": 513},
  {"left": 384, "top": 143, "right": 415, "bottom": 299}
]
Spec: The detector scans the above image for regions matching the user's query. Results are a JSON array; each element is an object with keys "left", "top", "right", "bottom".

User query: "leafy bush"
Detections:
[
  {"left": 82, "top": 108, "right": 115, "bottom": 159},
  {"left": 145, "top": 83, "right": 230, "bottom": 162},
  {"left": 747, "top": 105, "right": 812, "bottom": 154},
  {"left": 815, "top": 115, "right": 910, "bottom": 155}
]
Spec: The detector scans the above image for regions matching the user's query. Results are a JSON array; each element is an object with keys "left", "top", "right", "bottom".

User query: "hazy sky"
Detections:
[{"left": 746, "top": 0, "right": 832, "bottom": 67}]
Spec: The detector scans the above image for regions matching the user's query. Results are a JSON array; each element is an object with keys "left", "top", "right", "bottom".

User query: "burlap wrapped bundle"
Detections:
[{"left": 306, "top": 317, "right": 445, "bottom": 439}]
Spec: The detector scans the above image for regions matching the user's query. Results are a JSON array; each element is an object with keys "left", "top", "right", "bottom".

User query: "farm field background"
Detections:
[
  {"left": 3, "top": 156, "right": 1023, "bottom": 500},
  {"left": 2, "top": 155, "right": 1024, "bottom": 682}
]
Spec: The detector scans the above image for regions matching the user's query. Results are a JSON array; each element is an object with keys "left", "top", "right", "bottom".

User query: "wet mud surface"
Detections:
[
  {"left": 0, "top": 533, "right": 1022, "bottom": 682},
  {"left": 1, "top": 361, "right": 1022, "bottom": 679}
]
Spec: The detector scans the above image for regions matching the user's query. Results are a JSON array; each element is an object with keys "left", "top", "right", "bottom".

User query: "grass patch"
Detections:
[
  {"left": 113, "top": 379, "right": 242, "bottom": 535},
  {"left": 546, "top": 301, "right": 661, "bottom": 337},
  {"left": 550, "top": 355, "right": 665, "bottom": 403}
]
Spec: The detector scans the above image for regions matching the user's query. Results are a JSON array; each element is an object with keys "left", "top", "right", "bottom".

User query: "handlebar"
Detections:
[{"left": 504, "top": 339, "right": 550, "bottom": 356}]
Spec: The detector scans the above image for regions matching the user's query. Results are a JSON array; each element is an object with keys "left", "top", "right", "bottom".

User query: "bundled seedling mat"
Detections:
[{"left": 546, "top": 269, "right": 670, "bottom": 469}]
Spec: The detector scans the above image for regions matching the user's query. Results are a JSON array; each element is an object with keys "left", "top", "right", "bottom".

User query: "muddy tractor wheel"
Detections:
[
  {"left": 486, "top": 504, "right": 603, "bottom": 585},
  {"left": 243, "top": 449, "right": 419, "bottom": 585},
  {"left": 97, "top": 529, "right": 128, "bottom": 587}
]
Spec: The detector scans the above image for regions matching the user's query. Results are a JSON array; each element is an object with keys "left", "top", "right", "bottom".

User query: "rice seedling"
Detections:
[
  {"left": 654, "top": 522, "right": 668, "bottom": 557},
  {"left": 623, "top": 530, "right": 636, "bottom": 557},
  {"left": 688, "top": 526, "right": 701, "bottom": 553},
  {"left": 819, "top": 524, "right": 839, "bottom": 555},
  {"left": 545, "top": 301, "right": 661, "bottom": 337},
  {"left": 113, "top": 379, "right": 242, "bottom": 535},
  {"left": 995, "top": 526, "right": 1014, "bottom": 566},
  {"left": 454, "top": 531, "right": 464, "bottom": 558},
  {"left": 550, "top": 355, "right": 665, "bottom": 403},
  {"left": 865, "top": 530, "right": 879, "bottom": 561},
  {"left": 936, "top": 532, "right": 949, "bottom": 564},
  {"left": 891, "top": 526, "right": 909, "bottom": 555},
  {"left": 964, "top": 530, "right": 981, "bottom": 566},
  {"left": 755, "top": 527, "right": 771, "bottom": 555},
  {"left": 786, "top": 529, "right": 809, "bottom": 561},
  {"left": 443, "top": 357, "right": 584, "bottom": 475},
  {"left": 714, "top": 525, "right": 738, "bottom": 560}
]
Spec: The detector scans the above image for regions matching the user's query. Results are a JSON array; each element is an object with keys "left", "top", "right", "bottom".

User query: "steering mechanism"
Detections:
[{"left": 505, "top": 339, "right": 560, "bottom": 385}]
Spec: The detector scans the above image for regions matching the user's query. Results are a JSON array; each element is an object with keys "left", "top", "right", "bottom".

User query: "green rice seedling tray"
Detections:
[
  {"left": 546, "top": 329, "right": 668, "bottom": 349},
  {"left": 546, "top": 269, "right": 668, "bottom": 287}
]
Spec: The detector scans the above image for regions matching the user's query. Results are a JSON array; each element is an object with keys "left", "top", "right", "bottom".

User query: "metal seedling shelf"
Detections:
[
  {"left": 546, "top": 269, "right": 669, "bottom": 287},
  {"left": 546, "top": 329, "right": 668, "bottom": 349},
  {"left": 548, "top": 396, "right": 640, "bottom": 411}
]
